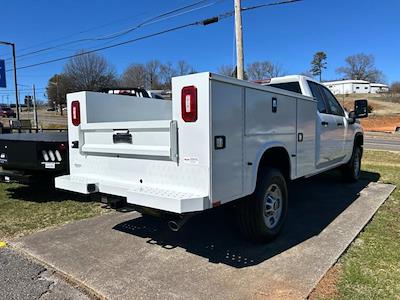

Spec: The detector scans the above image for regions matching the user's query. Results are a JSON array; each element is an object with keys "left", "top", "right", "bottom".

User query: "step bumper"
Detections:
[{"left": 55, "top": 175, "right": 210, "bottom": 214}]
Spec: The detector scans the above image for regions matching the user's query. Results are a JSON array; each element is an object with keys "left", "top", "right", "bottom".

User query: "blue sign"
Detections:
[{"left": 0, "top": 60, "right": 6, "bottom": 88}]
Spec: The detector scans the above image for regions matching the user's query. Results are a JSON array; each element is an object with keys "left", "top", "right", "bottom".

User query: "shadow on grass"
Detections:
[
  {"left": 113, "top": 170, "right": 380, "bottom": 269},
  {"left": 4, "top": 181, "right": 92, "bottom": 203}
]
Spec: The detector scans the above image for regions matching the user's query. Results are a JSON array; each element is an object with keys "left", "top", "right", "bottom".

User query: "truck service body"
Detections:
[{"left": 56, "top": 72, "right": 366, "bottom": 241}]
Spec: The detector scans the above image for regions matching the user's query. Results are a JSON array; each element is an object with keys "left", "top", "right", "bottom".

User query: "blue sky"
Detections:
[{"left": 0, "top": 0, "right": 399, "bottom": 103}]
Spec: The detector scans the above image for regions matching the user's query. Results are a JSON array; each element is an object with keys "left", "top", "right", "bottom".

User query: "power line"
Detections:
[
  {"left": 243, "top": 0, "right": 302, "bottom": 11},
  {"left": 5, "top": 0, "right": 222, "bottom": 63},
  {"left": 0, "top": 87, "right": 46, "bottom": 92},
  {"left": 12, "top": 22, "right": 198, "bottom": 71},
  {"left": 11, "top": 10, "right": 153, "bottom": 55},
  {"left": 7, "top": 0, "right": 302, "bottom": 72}
]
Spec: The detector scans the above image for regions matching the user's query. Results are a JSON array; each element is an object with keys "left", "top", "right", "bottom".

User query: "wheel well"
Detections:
[
  {"left": 355, "top": 134, "right": 363, "bottom": 146},
  {"left": 257, "top": 147, "right": 291, "bottom": 182},
  {"left": 355, "top": 133, "right": 364, "bottom": 155}
]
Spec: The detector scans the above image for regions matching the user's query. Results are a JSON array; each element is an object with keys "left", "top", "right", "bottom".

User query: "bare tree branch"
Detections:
[
  {"left": 217, "top": 64, "right": 235, "bottom": 77},
  {"left": 176, "top": 60, "right": 195, "bottom": 76},
  {"left": 121, "top": 63, "right": 147, "bottom": 88},
  {"left": 336, "top": 53, "right": 384, "bottom": 82},
  {"left": 63, "top": 50, "right": 116, "bottom": 91},
  {"left": 246, "top": 61, "right": 285, "bottom": 80}
]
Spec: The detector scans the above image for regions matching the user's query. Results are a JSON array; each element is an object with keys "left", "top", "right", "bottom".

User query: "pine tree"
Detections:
[{"left": 310, "top": 51, "right": 327, "bottom": 82}]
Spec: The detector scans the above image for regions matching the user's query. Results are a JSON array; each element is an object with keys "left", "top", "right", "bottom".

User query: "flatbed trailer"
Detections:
[{"left": 0, "top": 132, "right": 69, "bottom": 183}]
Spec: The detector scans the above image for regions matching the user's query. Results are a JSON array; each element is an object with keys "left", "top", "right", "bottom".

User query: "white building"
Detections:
[
  {"left": 370, "top": 83, "right": 390, "bottom": 93},
  {"left": 323, "top": 80, "right": 389, "bottom": 95},
  {"left": 324, "top": 80, "right": 370, "bottom": 94}
]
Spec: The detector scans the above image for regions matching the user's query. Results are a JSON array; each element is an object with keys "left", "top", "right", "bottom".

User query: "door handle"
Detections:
[
  {"left": 321, "top": 121, "right": 329, "bottom": 127},
  {"left": 113, "top": 132, "right": 132, "bottom": 144},
  {"left": 337, "top": 122, "right": 344, "bottom": 127}
]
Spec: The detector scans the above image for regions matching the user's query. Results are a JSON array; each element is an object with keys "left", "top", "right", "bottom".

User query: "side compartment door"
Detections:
[
  {"left": 296, "top": 98, "right": 317, "bottom": 177},
  {"left": 211, "top": 81, "right": 244, "bottom": 202}
]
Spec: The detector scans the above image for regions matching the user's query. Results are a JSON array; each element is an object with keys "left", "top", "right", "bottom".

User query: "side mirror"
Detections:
[
  {"left": 353, "top": 99, "right": 368, "bottom": 119},
  {"left": 347, "top": 111, "right": 356, "bottom": 124}
]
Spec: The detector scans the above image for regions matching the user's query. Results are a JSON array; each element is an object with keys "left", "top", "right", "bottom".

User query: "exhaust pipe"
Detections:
[{"left": 167, "top": 214, "right": 192, "bottom": 232}]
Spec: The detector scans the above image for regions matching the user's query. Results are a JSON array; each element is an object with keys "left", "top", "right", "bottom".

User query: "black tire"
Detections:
[
  {"left": 236, "top": 168, "right": 288, "bottom": 243},
  {"left": 342, "top": 145, "right": 362, "bottom": 182}
]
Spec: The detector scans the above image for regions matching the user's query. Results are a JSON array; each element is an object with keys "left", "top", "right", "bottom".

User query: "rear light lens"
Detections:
[
  {"left": 48, "top": 150, "right": 56, "bottom": 162},
  {"left": 55, "top": 150, "right": 62, "bottom": 161},
  {"left": 71, "top": 101, "right": 81, "bottom": 126},
  {"left": 181, "top": 86, "right": 197, "bottom": 122},
  {"left": 42, "top": 150, "right": 49, "bottom": 162},
  {"left": 58, "top": 143, "right": 66, "bottom": 151}
]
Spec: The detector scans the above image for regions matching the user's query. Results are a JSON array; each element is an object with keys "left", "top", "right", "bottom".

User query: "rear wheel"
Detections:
[
  {"left": 236, "top": 168, "right": 288, "bottom": 242},
  {"left": 342, "top": 145, "right": 362, "bottom": 182}
]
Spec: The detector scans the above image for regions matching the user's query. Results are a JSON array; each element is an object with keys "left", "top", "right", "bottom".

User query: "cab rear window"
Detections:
[{"left": 268, "top": 82, "right": 302, "bottom": 94}]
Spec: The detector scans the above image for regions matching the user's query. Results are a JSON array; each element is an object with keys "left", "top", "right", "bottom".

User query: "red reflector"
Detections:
[
  {"left": 71, "top": 101, "right": 81, "bottom": 126},
  {"left": 212, "top": 201, "right": 221, "bottom": 208},
  {"left": 181, "top": 86, "right": 197, "bottom": 122},
  {"left": 58, "top": 143, "right": 66, "bottom": 151}
]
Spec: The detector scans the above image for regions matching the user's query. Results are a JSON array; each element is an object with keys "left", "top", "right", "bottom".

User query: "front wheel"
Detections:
[
  {"left": 236, "top": 168, "right": 288, "bottom": 243},
  {"left": 342, "top": 145, "right": 362, "bottom": 182}
]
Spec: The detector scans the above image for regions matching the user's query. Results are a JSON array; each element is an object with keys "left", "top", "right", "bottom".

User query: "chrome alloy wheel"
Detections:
[{"left": 263, "top": 183, "right": 283, "bottom": 229}]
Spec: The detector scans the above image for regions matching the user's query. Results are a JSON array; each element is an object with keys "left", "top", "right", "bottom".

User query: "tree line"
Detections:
[
  {"left": 309, "top": 51, "right": 385, "bottom": 83},
  {"left": 46, "top": 52, "right": 197, "bottom": 109},
  {"left": 47, "top": 49, "right": 394, "bottom": 109},
  {"left": 46, "top": 51, "right": 287, "bottom": 109}
]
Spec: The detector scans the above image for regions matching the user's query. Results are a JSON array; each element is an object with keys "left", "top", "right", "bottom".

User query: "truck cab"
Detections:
[{"left": 263, "top": 75, "right": 365, "bottom": 173}]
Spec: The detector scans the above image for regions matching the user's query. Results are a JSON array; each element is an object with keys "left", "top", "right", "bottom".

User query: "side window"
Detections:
[
  {"left": 268, "top": 82, "right": 302, "bottom": 94},
  {"left": 320, "top": 86, "right": 345, "bottom": 116},
  {"left": 308, "top": 81, "right": 327, "bottom": 113}
]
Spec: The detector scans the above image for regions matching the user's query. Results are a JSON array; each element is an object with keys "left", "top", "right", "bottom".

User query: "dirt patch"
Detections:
[
  {"left": 339, "top": 94, "right": 400, "bottom": 131},
  {"left": 309, "top": 264, "right": 342, "bottom": 300},
  {"left": 361, "top": 114, "right": 400, "bottom": 132},
  {"left": 339, "top": 93, "right": 400, "bottom": 116}
]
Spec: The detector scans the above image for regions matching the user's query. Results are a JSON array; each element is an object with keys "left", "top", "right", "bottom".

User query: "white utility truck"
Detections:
[{"left": 55, "top": 73, "right": 368, "bottom": 242}]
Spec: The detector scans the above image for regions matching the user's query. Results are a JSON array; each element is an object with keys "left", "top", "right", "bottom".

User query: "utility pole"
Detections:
[
  {"left": 0, "top": 41, "right": 20, "bottom": 120},
  {"left": 234, "top": 0, "right": 244, "bottom": 80},
  {"left": 32, "top": 84, "right": 38, "bottom": 129},
  {"left": 11, "top": 43, "right": 20, "bottom": 120}
]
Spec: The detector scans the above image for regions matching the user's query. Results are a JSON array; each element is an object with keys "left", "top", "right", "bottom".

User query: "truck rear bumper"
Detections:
[
  {"left": 55, "top": 175, "right": 210, "bottom": 214},
  {"left": 0, "top": 170, "right": 33, "bottom": 184}
]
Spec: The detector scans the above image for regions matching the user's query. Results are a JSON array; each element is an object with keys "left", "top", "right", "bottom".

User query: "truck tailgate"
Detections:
[
  {"left": 57, "top": 77, "right": 212, "bottom": 214},
  {"left": 80, "top": 120, "right": 178, "bottom": 161}
]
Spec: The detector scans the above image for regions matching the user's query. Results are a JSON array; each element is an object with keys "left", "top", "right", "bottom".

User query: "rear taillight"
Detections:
[
  {"left": 58, "top": 143, "right": 66, "bottom": 151},
  {"left": 71, "top": 101, "right": 80, "bottom": 126},
  {"left": 181, "top": 86, "right": 197, "bottom": 122}
]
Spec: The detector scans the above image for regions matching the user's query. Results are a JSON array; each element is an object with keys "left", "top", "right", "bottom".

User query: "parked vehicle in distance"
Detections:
[
  {"left": 102, "top": 87, "right": 165, "bottom": 100},
  {"left": 55, "top": 73, "right": 368, "bottom": 242},
  {"left": 0, "top": 106, "right": 16, "bottom": 118},
  {"left": 147, "top": 90, "right": 165, "bottom": 99}
]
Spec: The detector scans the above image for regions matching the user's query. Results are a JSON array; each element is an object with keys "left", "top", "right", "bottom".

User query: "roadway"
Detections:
[{"left": 364, "top": 131, "right": 400, "bottom": 152}]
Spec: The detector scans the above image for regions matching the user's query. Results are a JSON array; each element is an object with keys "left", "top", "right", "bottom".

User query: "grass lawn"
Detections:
[
  {"left": 315, "top": 150, "right": 400, "bottom": 299},
  {"left": 0, "top": 183, "right": 105, "bottom": 240}
]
